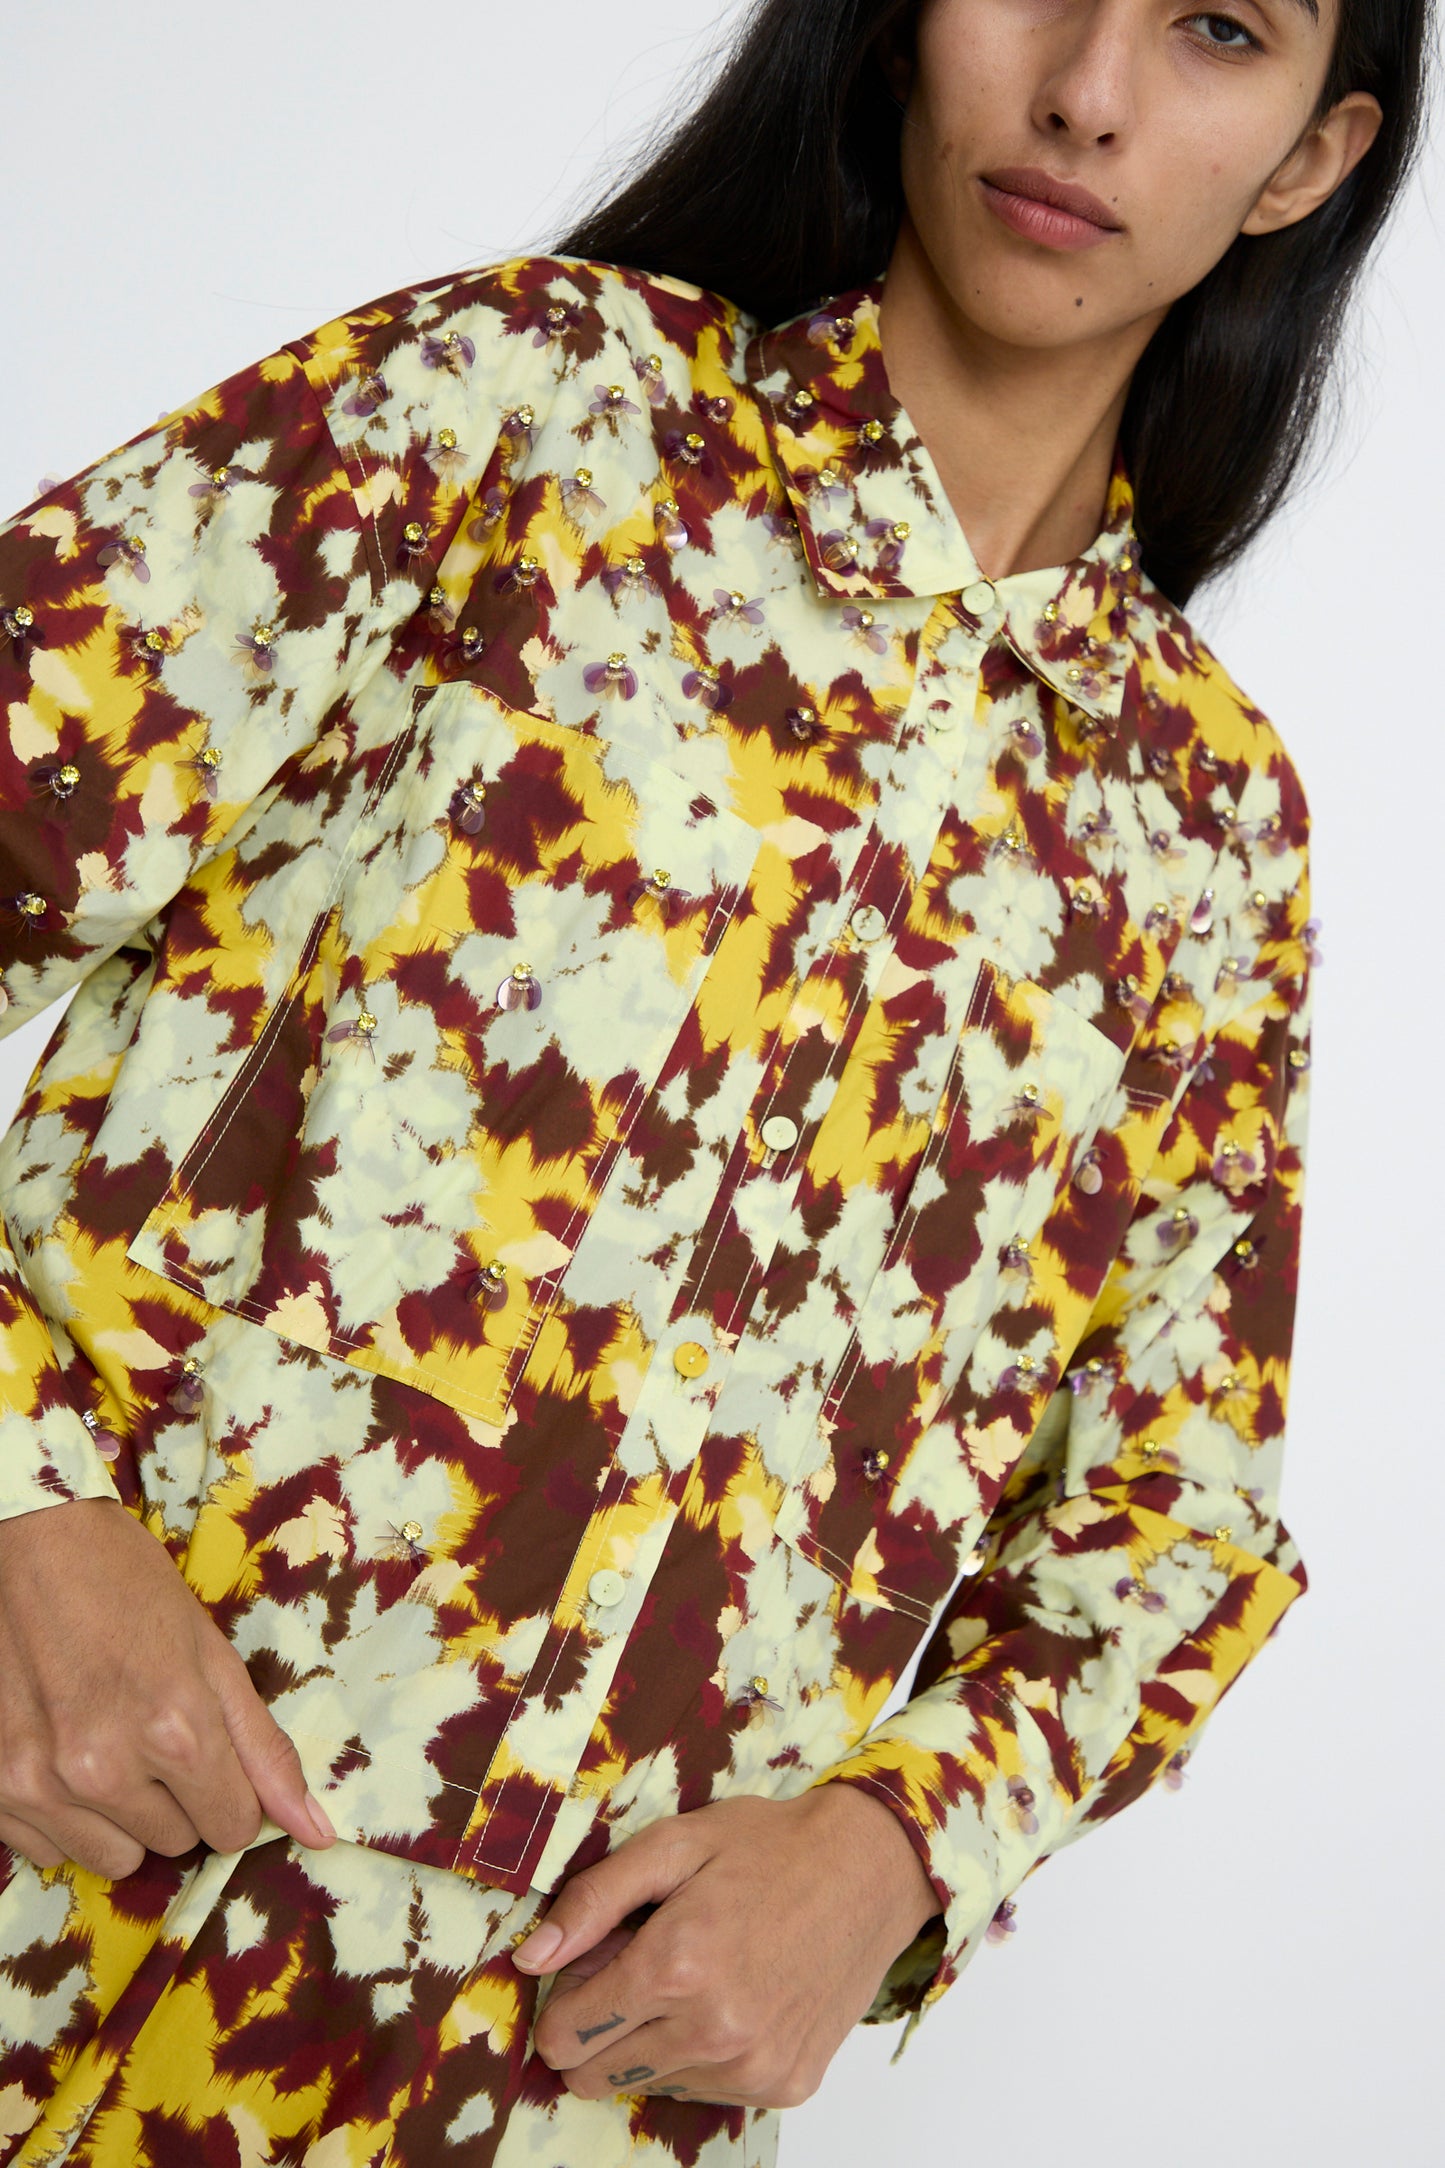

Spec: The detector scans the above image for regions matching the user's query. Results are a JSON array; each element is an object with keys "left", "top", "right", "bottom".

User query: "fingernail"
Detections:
[
  {"left": 512, "top": 1920, "right": 562, "bottom": 1968},
  {"left": 304, "top": 1788, "right": 337, "bottom": 1842}
]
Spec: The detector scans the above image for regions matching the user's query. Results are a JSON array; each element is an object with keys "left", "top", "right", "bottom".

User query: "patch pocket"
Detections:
[
  {"left": 124, "top": 681, "right": 762, "bottom": 1427},
  {"left": 770, "top": 959, "right": 1130, "bottom": 1622}
]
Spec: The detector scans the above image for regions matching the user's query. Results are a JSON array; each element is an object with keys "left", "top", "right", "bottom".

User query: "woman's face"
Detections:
[{"left": 889, "top": 0, "right": 1382, "bottom": 350}]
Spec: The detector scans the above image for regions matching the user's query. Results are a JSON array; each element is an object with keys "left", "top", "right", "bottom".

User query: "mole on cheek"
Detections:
[{"left": 1075, "top": 296, "right": 1084, "bottom": 306}]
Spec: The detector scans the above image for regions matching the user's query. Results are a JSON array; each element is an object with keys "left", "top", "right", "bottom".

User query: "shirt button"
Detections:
[
  {"left": 925, "top": 707, "right": 956, "bottom": 732},
  {"left": 961, "top": 578, "right": 996, "bottom": 614},
  {"left": 850, "top": 903, "right": 887, "bottom": 942},
  {"left": 588, "top": 1567, "right": 627, "bottom": 1606},
  {"left": 674, "top": 1341, "right": 710, "bottom": 1378},
  {"left": 760, "top": 1114, "right": 799, "bottom": 1151}
]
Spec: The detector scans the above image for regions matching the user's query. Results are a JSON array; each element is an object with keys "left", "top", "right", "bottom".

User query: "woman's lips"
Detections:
[{"left": 978, "top": 176, "right": 1122, "bottom": 252}]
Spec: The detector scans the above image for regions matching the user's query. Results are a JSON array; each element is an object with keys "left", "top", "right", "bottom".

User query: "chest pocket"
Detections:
[
  {"left": 769, "top": 959, "right": 1131, "bottom": 1623},
  {"left": 124, "top": 681, "right": 762, "bottom": 1428}
]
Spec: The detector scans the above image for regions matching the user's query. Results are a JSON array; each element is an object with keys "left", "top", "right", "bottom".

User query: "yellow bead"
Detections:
[
  {"left": 516, "top": 405, "right": 534, "bottom": 426},
  {"left": 1213, "top": 1525, "right": 1231, "bottom": 1542},
  {"left": 860, "top": 419, "right": 884, "bottom": 442},
  {"left": 438, "top": 427, "right": 457, "bottom": 449},
  {"left": 401, "top": 1520, "right": 423, "bottom": 1543},
  {"left": 891, "top": 521, "right": 909, "bottom": 539},
  {"left": 750, "top": 1675, "right": 769, "bottom": 1695},
  {"left": 575, "top": 467, "right": 592, "bottom": 485},
  {"left": 1043, "top": 601, "right": 1060, "bottom": 622},
  {"left": 403, "top": 521, "right": 425, "bottom": 543},
  {"left": 685, "top": 432, "right": 705, "bottom": 450}
]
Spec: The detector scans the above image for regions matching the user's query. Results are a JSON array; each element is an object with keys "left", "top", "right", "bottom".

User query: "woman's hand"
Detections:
[
  {"left": 0, "top": 1496, "right": 337, "bottom": 1878},
  {"left": 514, "top": 1785, "right": 943, "bottom": 2108}
]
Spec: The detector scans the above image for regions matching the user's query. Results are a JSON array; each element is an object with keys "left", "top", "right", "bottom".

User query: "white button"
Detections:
[
  {"left": 588, "top": 1568, "right": 627, "bottom": 1607},
  {"left": 962, "top": 578, "right": 997, "bottom": 615},
  {"left": 760, "top": 1114, "right": 799, "bottom": 1152},
  {"left": 851, "top": 903, "right": 887, "bottom": 942}
]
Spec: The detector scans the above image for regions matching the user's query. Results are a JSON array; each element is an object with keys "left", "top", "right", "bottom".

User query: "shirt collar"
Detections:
[{"left": 740, "top": 274, "right": 1140, "bottom": 725}]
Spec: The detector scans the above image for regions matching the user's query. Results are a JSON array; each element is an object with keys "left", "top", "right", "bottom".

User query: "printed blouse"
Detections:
[{"left": 0, "top": 251, "right": 1313, "bottom": 2056}]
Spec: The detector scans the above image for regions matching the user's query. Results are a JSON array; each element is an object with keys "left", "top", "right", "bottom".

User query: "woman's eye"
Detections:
[{"left": 1187, "top": 11, "right": 1261, "bottom": 47}]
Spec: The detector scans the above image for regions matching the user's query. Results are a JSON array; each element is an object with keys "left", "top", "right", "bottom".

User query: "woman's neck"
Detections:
[{"left": 876, "top": 214, "right": 1163, "bottom": 578}]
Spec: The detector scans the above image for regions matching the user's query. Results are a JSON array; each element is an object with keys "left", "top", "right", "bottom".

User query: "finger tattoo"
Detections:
[
  {"left": 608, "top": 2065, "right": 654, "bottom": 2086},
  {"left": 576, "top": 2012, "right": 626, "bottom": 2043}
]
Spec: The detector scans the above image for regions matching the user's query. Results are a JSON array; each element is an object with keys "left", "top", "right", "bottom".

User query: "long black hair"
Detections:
[{"left": 544, "top": 0, "right": 1434, "bottom": 607}]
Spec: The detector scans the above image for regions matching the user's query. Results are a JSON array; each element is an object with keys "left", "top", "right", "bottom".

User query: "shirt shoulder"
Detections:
[
  {"left": 1132, "top": 567, "right": 1310, "bottom": 860},
  {"left": 283, "top": 251, "right": 753, "bottom": 419}
]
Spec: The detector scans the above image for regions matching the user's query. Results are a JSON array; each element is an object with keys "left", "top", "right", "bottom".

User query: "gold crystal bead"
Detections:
[
  {"left": 750, "top": 1675, "right": 769, "bottom": 1695},
  {"left": 860, "top": 419, "right": 884, "bottom": 441},
  {"left": 401, "top": 1520, "right": 423, "bottom": 1542},
  {"left": 438, "top": 427, "right": 457, "bottom": 449},
  {"left": 685, "top": 432, "right": 705, "bottom": 450},
  {"left": 516, "top": 405, "right": 534, "bottom": 426},
  {"left": 403, "top": 522, "right": 425, "bottom": 543}
]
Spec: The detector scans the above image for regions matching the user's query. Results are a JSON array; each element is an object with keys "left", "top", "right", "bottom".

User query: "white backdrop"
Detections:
[{"left": 3, "top": 6, "right": 1440, "bottom": 2161}]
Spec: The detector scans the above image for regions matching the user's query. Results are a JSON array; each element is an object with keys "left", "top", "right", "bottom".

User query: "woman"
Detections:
[{"left": 0, "top": 0, "right": 1425, "bottom": 2162}]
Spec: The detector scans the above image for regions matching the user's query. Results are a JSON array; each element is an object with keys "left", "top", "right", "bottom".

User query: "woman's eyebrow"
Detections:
[{"left": 1269, "top": 0, "right": 1322, "bottom": 26}]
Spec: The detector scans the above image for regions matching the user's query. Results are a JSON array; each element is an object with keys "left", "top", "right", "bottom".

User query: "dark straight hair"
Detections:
[{"left": 545, "top": 0, "right": 1434, "bottom": 608}]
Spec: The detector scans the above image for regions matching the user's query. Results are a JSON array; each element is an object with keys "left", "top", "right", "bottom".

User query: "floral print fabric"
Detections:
[{"left": 0, "top": 251, "right": 1311, "bottom": 2153}]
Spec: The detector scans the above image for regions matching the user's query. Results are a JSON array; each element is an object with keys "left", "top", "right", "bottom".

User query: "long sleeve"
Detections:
[
  {"left": 0, "top": 257, "right": 551, "bottom": 1522},
  {"left": 812, "top": 786, "right": 1315, "bottom": 2061}
]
